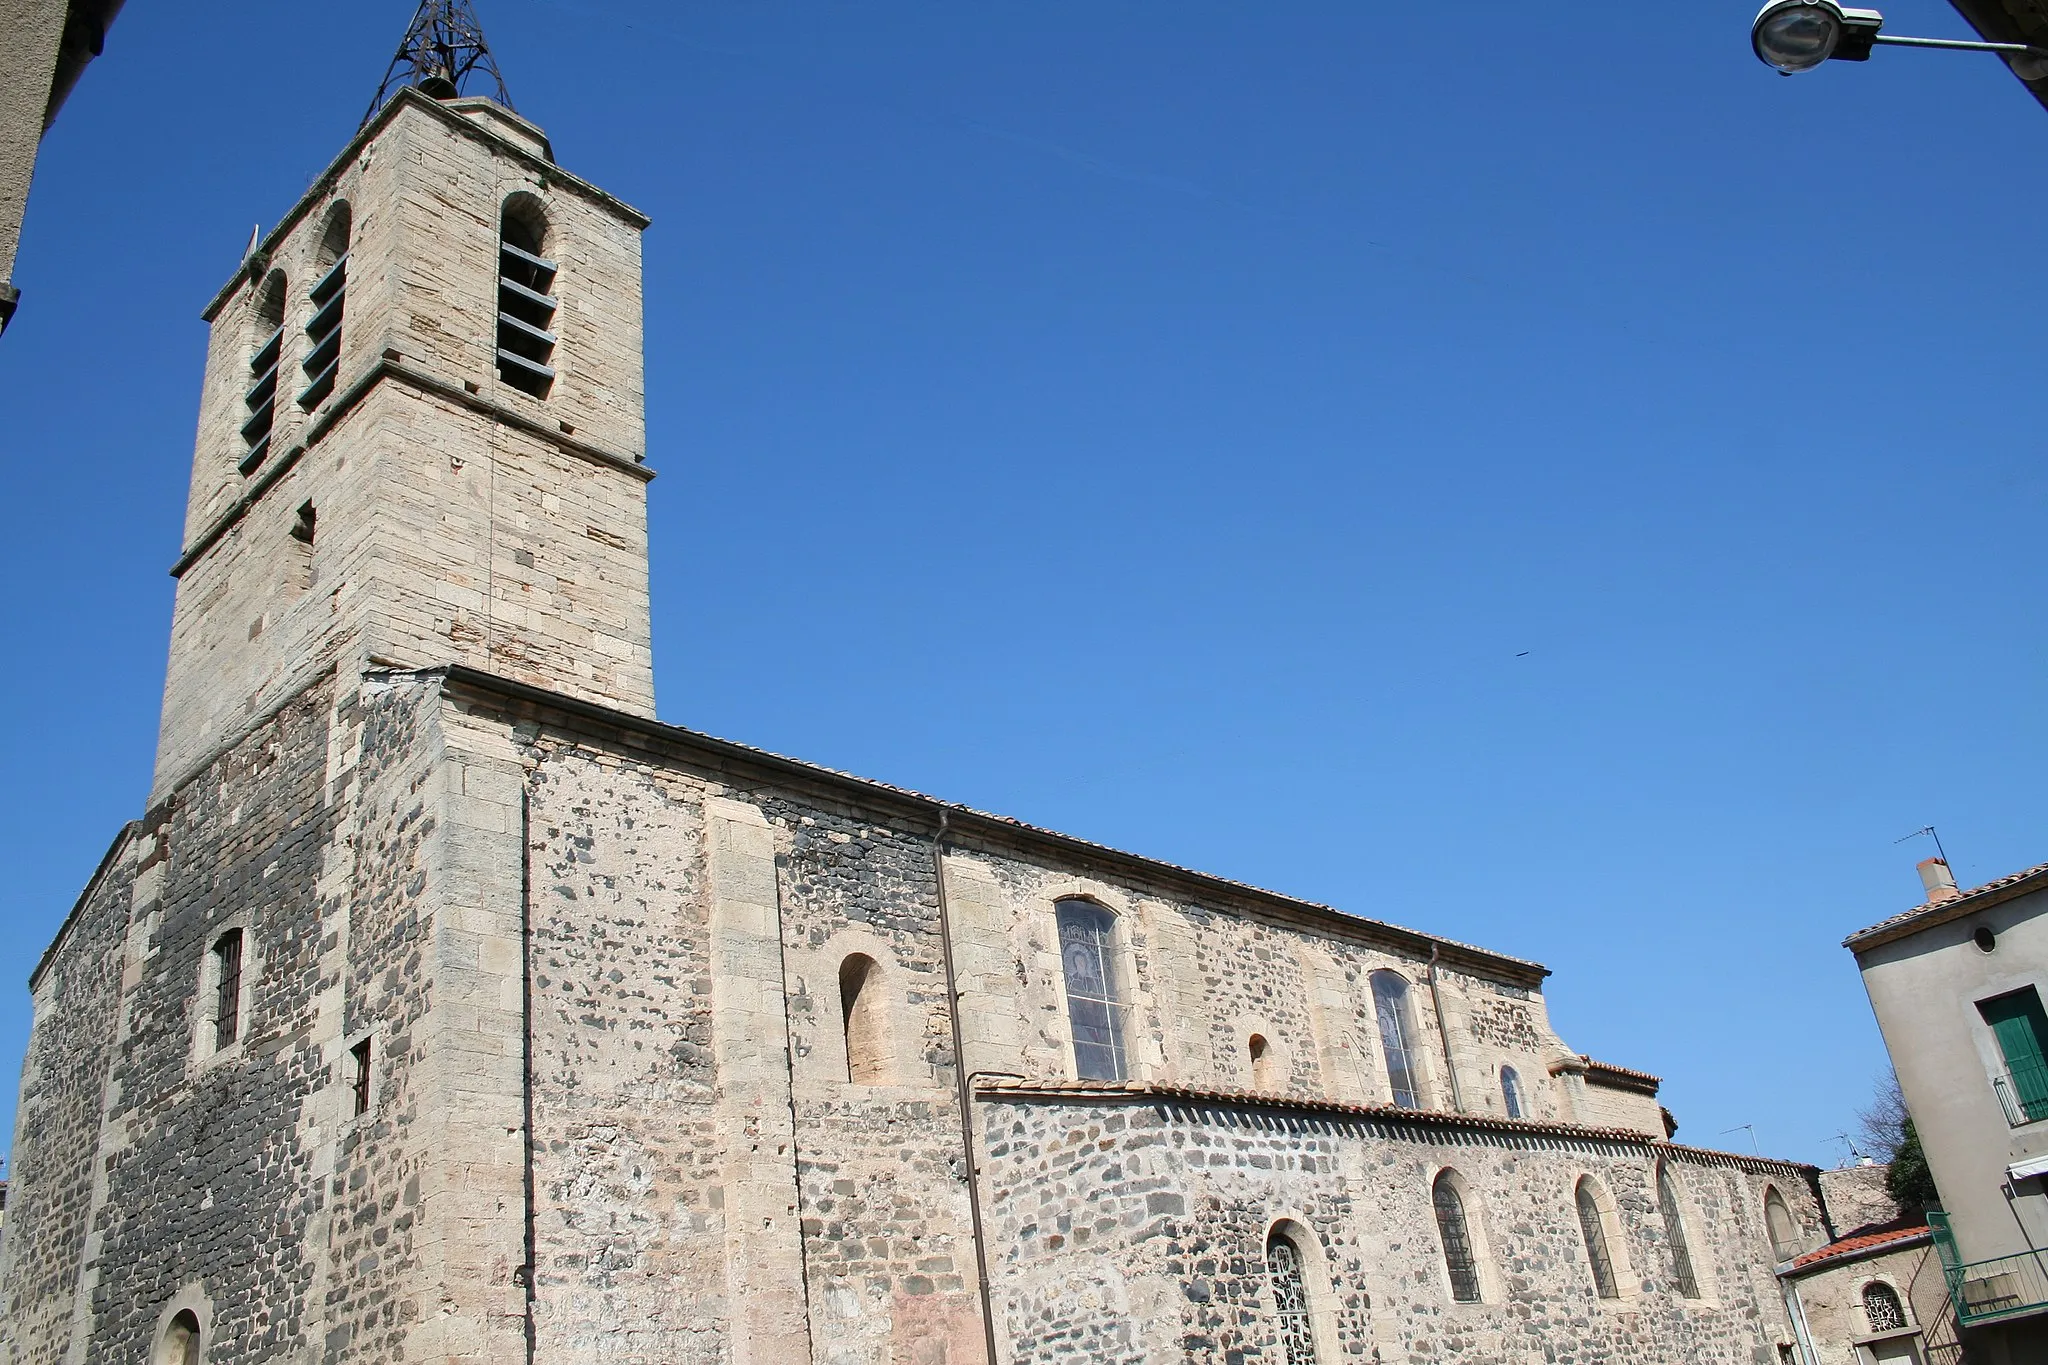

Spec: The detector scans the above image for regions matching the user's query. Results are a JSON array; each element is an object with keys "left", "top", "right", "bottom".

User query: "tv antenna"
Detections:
[
  {"left": 1895, "top": 825, "right": 1952, "bottom": 869},
  {"left": 364, "top": 0, "right": 514, "bottom": 128},
  {"left": 1720, "top": 1123, "right": 1761, "bottom": 1156}
]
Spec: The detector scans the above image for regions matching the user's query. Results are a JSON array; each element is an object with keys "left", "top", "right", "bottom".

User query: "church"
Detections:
[{"left": 0, "top": 8, "right": 1835, "bottom": 1363}]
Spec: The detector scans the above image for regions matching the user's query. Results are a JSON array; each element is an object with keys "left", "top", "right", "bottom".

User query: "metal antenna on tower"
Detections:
[{"left": 363, "top": 0, "right": 514, "bottom": 128}]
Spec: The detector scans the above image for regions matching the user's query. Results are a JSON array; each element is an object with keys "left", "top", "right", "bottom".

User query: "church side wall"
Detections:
[
  {"left": 979, "top": 1094, "right": 1816, "bottom": 1365},
  {"left": 0, "top": 830, "right": 137, "bottom": 1365}
]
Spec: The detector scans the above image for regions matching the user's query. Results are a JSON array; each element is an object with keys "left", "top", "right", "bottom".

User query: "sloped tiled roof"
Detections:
[
  {"left": 1844, "top": 860, "right": 2048, "bottom": 952},
  {"left": 1786, "top": 1220, "right": 1931, "bottom": 1274}
]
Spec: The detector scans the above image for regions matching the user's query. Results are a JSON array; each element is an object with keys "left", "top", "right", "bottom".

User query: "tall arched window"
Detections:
[
  {"left": 1656, "top": 1164, "right": 1700, "bottom": 1299},
  {"left": 1500, "top": 1065, "right": 1524, "bottom": 1119},
  {"left": 299, "top": 203, "right": 349, "bottom": 410},
  {"left": 241, "top": 269, "right": 287, "bottom": 473},
  {"left": 1056, "top": 899, "right": 1128, "bottom": 1081},
  {"left": 1371, "top": 971, "right": 1420, "bottom": 1108},
  {"left": 496, "top": 195, "right": 558, "bottom": 399},
  {"left": 1862, "top": 1281, "right": 1907, "bottom": 1332},
  {"left": 839, "top": 953, "right": 887, "bottom": 1084},
  {"left": 1432, "top": 1171, "right": 1483, "bottom": 1303},
  {"left": 1764, "top": 1188, "right": 1800, "bottom": 1264},
  {"left": 1265, "top": 1225, "right": 1324, "bottom": 1365},
  {"left": 156, "top": 1310, "right": 202, "bottom": 1365},
  {"left": 1576, "top": 1178, "right": 1620, "bottom": 1299}
]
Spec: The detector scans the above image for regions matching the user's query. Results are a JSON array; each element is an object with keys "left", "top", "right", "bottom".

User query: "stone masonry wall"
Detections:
[
  {"left": 0, "top": 826, "right": 138, "bottom": 1363},
  {"left": 979, "top": 1093, "right": 1822, "bottom": 1365}
]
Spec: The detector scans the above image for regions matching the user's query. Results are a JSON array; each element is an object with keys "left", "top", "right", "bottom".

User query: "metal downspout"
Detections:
[
  {"left": 1427, "top": 945, "right": 1465, "bottom": 1113},
  {"left": 933, "top": 811, "right": 1002, "bottom": 1365}
]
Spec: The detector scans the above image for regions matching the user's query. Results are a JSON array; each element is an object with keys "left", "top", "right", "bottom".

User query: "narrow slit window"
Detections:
[
  {"left": 212, "top": 929, "right": 244, "bottom": 1050},
  {"left": 1764, "top": 1188, "right": 1800, "bottom": 1264},
  {"left": 1265, "top": 1227, "right": 1323, "bottom": 1365},
  {"left": 1577, "top": 1179, "right": 1619, "bottom": 1299},
  {"left": 290, "top": 502, "right": 316, "bottom": 591},
  {"left": 1371, "top": 971, "right": 1420, "bottom": 1109},
  {"left": 1056, "top": 899, "right": 1127, "bottom": 1082},
  {"left": 350, "top": 1037, "right": 372, "bottom": 1116},
  {"left": 496, "top": 199, "right": 557, "bottom": 399},
  {"left": 839, "top": 953, "right": 887, "bottom": 1084},
  {"left": 1249, "top": 1033, "right": 1277, "bottom": 1091},
  {"left": 1500, "top": 1065, "right": 1524, "bottom": 1119},
  {"left": 241, "top": 271, "right": 287, "bottom": 474},
  {"left": 1433, "top": 1172, "right": 1483, "bottom": 1303},
  {"left": 158, "top": 1310, "right": 202, "bottom": 1365},
  {"left": 1657, "top": 1165, "right": 1700, "bottom": 1299},
  {"left": 299, "top": 205, "right": 350, "bottom": 410}
]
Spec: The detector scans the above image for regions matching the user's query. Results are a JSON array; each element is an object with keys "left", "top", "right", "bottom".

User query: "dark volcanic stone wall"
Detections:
[
  {"left": 0, "top": 827, "right": 139, "bottom": 1363},
  {"left": 79, "top": 681, "right": 341, "bottom": 1364}
]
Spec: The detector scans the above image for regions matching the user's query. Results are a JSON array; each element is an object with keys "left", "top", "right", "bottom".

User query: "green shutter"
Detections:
[{"left": 1981, "top": 989, "right": 2048, "bottom": 1121}]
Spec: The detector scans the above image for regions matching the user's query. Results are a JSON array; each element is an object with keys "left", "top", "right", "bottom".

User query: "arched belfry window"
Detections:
[
  {"left": 1500, "top": 1065, "right": 1524, "bottom": 1119},
  {"left": 1056, "top": 899, "right": 1127, "bottom": 1082},
  {"left": 299, "top": 203, "right": 349, "bottom": 410},
  {"left": 1863, "top": 1280, "right": 1907, "bottom": 1332},
  {"left": 1265, "top": 1225, "right": 1324, "bottom": 1364},
  {"left": 496, "top": 195, "right": 557, "bottom": 399},
  {"left": 1370, "top": 971, "right": 1421, "bottom": 1108},
  {"left": 839, "top": 953, "right": 887, "bottom": 1084},
  {"left": 1433, "top": 1171, "right": 1483, "bottom": 1303},
  {"left": 1576, "top": 1178, "right": 1620, "bottom": 1299},
  {"left": 1656, "top": 1164, "right": 1700, "bottom": 1299},
  {"left": 1764, "top": 1187, "right": 1800, "bottom": 1264},
  {"left": 241, "top": 270, "right": 287, "bottom": 474},
  {"left": 156, "top": 1309, "right": 202, "bottom": 1365}
]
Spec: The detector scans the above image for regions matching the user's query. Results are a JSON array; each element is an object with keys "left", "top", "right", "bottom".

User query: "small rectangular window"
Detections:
[
  {"left": 350, "top": 1036, "right": 372, "bottom": 1116},
  {"left": 212, "top": 929, "right": 244, "bottom": 1050}
]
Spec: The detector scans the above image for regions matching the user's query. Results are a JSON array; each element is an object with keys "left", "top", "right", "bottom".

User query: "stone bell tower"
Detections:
[{"left": 153, "top": 6, "right": 654, "bottom": 799}]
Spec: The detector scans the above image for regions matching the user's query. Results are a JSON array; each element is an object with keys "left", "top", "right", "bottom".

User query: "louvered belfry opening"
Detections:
[
  {"left": 300, "top": 205, "right": 351, "bottom": 410},
  {"left": 240, "top": 271, "right": 287, "bottom": 475},
  {"left": 496, "top": 199, "right": 557, "bottom": 398}
]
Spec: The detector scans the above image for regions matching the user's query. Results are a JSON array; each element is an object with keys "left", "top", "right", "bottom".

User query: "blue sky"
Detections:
[{"left": 3, "top": 1, "right": 2045, "bottom": 1168}]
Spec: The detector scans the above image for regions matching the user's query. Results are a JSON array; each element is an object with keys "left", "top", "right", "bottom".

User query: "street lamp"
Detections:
[{"left": 1751, "top": 0, "right": 2048, "bottom": 75}]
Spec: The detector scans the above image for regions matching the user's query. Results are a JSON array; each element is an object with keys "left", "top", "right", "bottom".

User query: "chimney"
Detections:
[{"left": 1918, "top": 857, "right": 1961, "bottom": 905}]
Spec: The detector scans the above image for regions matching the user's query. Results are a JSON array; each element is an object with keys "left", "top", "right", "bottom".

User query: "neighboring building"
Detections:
[
  {"left": 1847, "top": 856, "right": 2048, "bottom": 1362},
  {"left": 1779, "top": 1163, "right": 1962, "bottom": 1365},
  {"left": 1945, "top": 1, "right": 2048, "bottom": 113},
  {"left": 0, "top": 0, "right": 123, "bottom": 337},
  {"left": 0, "top": 8, "right": 1838, "bottom": 1364}
]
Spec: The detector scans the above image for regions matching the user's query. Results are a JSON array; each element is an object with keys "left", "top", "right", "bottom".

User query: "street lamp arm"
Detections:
[{"left": 1870, "top": 32, "right": 2048, "bottom": 56}]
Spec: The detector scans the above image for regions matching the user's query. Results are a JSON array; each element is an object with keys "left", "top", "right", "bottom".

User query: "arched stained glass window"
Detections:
[
  {"left": 1266, "top": 1227, "right": 1322, "bottom": 1364},
  {"left": 1433, "top": 1172, "right": 1482, "bottom": 1303},
  {"left": 1656, "top": 1164, "right": 1700, "bottom": 1299},
  {"left": 1371, "top": 971, "right": 1420, "bottom": 1109},
  {"left": 1500, "top": 1065, "right": 1524, "bottom": 1119},
  {"left": 1577, "top": 1179, "right": 1620, "bottom": 1299},
  {"left": 1056, "top": 899, "right": 1127, "bottom": 1081},
  {"left": 1764, "top": 1188, "right": 1800, "bottom": 1264},
  {"left": 1863, "top": 1280, "right": 1907, "bottom": 1332}
]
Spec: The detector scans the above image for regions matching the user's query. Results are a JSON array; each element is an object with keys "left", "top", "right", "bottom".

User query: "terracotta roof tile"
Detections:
[
  {"left": 1845, "top": 860, "right": 2048, "bottom": 949},
  {"left": 1788, "top": 1222, "right": 1931, "bottom": 1272}
]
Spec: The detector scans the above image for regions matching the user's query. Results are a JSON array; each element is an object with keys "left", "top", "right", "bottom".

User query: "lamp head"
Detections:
[{"left": 1753, "top": 0, "right": 1885, "bottom": 74}]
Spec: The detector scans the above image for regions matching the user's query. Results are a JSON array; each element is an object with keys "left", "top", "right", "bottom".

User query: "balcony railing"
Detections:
[
  {"left": 1990, "top": 1059, "right": 2048, "bottom": 1126},
  {"left": 1930, "top": 1210, "right": 2048, "bottom": 1328}
]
